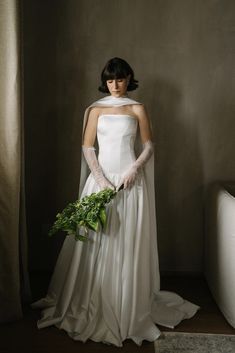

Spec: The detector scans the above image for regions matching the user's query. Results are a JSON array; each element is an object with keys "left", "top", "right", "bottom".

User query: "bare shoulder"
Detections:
[
  {"left": 131, "top": 103, "right": 149, "bottom": 121},
  {"left": 87, "top": 106, "right": 101, "bottom": 119}
]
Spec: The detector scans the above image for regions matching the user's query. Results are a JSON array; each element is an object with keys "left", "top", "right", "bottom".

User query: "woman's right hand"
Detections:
[{"left": 99, "top": 178, "right": 115, "bottom": 191}]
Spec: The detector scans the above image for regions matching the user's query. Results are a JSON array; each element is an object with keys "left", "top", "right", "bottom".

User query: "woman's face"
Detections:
[{"left": 106, "top": 75, "right": 130, "bottom": 97}]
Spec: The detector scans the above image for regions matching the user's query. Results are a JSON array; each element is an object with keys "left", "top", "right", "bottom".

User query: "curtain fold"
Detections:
[{"left": 0, "top": 0, "right": 31, "bottom": 323}]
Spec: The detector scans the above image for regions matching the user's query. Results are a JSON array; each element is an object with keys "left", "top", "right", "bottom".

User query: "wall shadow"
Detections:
[{"left": 137, "top": 76, "right": 204, "bottom": 273}]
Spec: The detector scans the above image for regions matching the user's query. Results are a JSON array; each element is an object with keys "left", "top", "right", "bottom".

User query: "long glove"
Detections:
[
  {"left": 82, "top": 146, "right": 115, "bottom": 190},
  {"left": 117, "top": 139, "right": 154, "bottom": 190}
]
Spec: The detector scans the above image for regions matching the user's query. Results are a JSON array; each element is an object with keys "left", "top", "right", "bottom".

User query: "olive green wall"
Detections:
[{"left": 23, "top": 0, "right": 235, "bottom": 273}]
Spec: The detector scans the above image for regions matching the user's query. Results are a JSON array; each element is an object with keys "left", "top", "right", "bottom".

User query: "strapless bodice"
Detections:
[{"left": 97, "top": 114, "right": 138, "bottom": 174}]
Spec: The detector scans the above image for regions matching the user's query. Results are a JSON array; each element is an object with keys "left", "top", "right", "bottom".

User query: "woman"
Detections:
[{"left": 31, "top": 57, "right": 200, "bottom": 347}]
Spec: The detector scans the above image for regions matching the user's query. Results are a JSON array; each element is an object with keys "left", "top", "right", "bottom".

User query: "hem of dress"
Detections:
[
  {"left": 55, "top": 323, "right": 163, "bottom": 347},
  {"left": 153, "top": 304, "right": 201, "bottom": 329}
]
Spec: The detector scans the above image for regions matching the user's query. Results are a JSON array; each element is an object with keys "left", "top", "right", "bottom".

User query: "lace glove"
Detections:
[
  {"left": 117, "top": 140, "right": 154, "bottom": 190},
  {"left": 82, "top": 146, "right": 115, "bottom": 190}
]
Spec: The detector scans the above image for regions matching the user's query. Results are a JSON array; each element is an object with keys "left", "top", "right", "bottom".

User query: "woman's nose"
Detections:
[{"left": 114, "top": 80, "right": 118, "bottom": 88}]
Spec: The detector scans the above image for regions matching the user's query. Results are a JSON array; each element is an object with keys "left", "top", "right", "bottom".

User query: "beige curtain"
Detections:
[{"left": 0, "top": 0, "right": 31, "bottom": 322}]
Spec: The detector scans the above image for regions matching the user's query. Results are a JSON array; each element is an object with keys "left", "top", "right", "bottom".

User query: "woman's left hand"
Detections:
[{"left": 119, "top": 165, "right": 139, "bottom": 190}]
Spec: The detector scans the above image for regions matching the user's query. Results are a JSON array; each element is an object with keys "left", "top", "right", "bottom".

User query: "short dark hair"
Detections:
[{"left": 98, "top": 57, "right": 139, "bottom": 93}]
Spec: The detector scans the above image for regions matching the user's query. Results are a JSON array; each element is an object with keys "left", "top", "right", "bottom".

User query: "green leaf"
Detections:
[
  {"left": 48, "top": 229, "right": 55, "bottom": 237},
  {"left": 67, "top": 230, "right": 75, "bottom": 236},
  {"left": 99, "top": 207, "right": 106, "bottom": 227},
  {"left": 87, "top": 219, "right": 99, "bottom": 232},
  {"left": 75, "top": 233, "right": 89, "bottom": 242}
]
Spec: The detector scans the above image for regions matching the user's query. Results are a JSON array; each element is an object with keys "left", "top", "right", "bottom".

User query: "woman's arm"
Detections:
[
  {"left": 82, "top": 107, "right": 99, "bottom": 146},
  {"left": 82, "top": 108, "right": 115, "bottom": 190},
  {"left": 118, "top": 104, "right": 154, "bottom": 190},
  {"left": 133, "top": 103, "right": 153, "bottom": 143}
]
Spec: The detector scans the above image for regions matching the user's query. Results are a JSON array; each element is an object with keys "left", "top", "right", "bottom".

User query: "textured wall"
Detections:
[{"left": 23, "top": 0, "right": 235, "bottom": 273}]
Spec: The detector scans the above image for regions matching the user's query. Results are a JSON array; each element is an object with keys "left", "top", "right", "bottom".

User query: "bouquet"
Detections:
[{"left": 48, "top": 185, "right": 123, "bottom": 242}]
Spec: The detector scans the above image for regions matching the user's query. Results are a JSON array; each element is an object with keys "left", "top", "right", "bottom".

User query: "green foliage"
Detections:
[{"left": 48, "top": 188, "right": 117, "bottom": 242}]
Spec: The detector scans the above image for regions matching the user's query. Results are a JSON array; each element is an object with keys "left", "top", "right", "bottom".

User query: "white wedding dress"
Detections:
[{"left": 31, "top": 110, "right": 200, "bottom": 347}]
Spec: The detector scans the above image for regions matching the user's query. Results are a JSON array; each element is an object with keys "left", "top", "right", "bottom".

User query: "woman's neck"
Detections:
[{"left": 110, "top": 94, "right": 129, "bottom": 98}]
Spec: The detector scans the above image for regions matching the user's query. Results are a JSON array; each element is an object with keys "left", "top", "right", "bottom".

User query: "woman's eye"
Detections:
[{"left": 107, "top": 79, "right": 123, "bottom": 83}]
